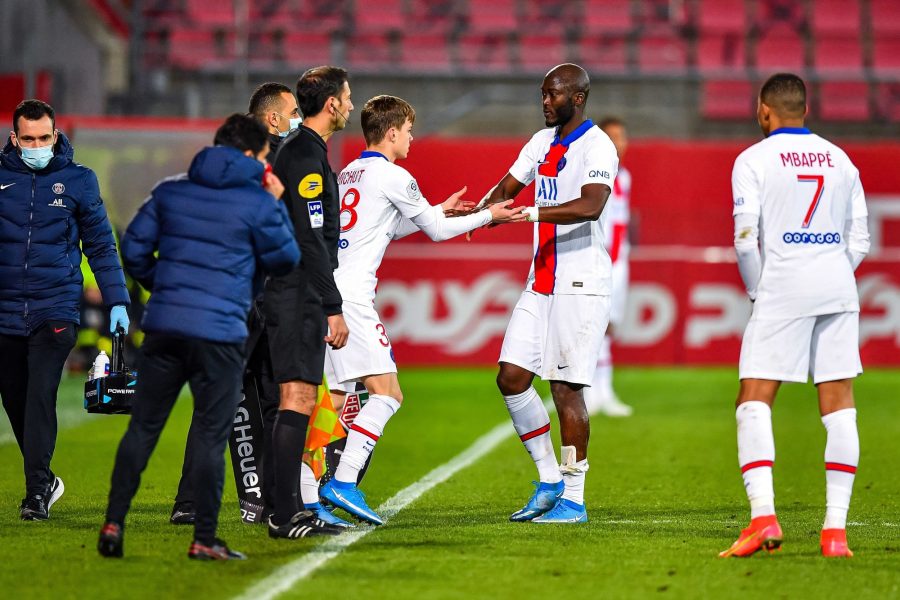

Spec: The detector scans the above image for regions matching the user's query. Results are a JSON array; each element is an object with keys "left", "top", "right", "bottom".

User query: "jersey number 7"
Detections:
[{"left": 797, "top": 174, "right": 824, "bottom": 229}]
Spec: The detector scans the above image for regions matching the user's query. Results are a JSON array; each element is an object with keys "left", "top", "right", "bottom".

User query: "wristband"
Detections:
[{"left": 523, "top": 206, "right": 539, "bottom": 222}]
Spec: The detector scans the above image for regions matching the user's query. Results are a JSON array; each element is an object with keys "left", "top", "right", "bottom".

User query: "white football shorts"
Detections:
[
  {"left": 499, "top": 290, "right": 610, "bottom": 386},
  {"left": 739, "top": 311, "right": 862, "bottom": 384},
  {"left": 326, "top": 300, "right": 397, "bottom": 386}
]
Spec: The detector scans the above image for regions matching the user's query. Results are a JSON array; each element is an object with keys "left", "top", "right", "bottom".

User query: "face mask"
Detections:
[
  {"left": 19, "top": 144, "right": 54, "bottom": 170},
  {"left": 277, "top": 115, "right": 302, "bottom": 138}
]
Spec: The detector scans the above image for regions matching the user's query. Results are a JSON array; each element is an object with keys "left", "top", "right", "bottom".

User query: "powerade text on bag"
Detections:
[{"left": 84, "top": 328, "right": 137, "bottom": 414}]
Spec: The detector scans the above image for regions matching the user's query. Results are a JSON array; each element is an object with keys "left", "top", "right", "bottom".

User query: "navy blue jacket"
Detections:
[
  {"left": 122, "top": 145, "right": 300, "bottom": 344},
  {"left": 0, "top": 132, "right": 129, "bottom": 336}
]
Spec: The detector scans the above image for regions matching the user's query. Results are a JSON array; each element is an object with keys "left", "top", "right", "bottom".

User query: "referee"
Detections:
[{"left": 265, "top": 66, "right": 352, "bottom": 539}]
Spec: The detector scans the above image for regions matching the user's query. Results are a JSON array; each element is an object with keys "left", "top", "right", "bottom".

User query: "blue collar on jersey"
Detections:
[
  {"left": 768, "top": 127, "right": 811, "bottom": 137},
  {"left": 553, "top": 119, "right": 595, "bottom": 147},
  {"left": 360, "top": 150, "right": 389, "bottom": 160}
]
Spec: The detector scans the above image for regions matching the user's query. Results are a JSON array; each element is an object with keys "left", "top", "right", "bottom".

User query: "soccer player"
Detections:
[
  {"left": 584, "top": 116, "right": 634, "bottom": 417},
  {"left": 319, "top": 95, "right": 524, "bottom": 525},
  {"left": 720, "top": 73, "right": 869, "bottom": 558},
  {"left": 484, "top": 64, "right": 618, "bottom": 524}
]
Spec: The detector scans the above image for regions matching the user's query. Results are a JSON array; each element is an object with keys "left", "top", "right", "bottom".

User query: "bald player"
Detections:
[
  {"left": 483, "top": 64, "right": 618, "bottom": 524},
  {"left": 720, "top": 73, "right": 869, "bottom": 558}
]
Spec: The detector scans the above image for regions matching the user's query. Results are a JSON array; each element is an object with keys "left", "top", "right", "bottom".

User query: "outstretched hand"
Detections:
[
  {"left": 441, "top": 186, "right": 476, "bottom": 217},
  {"left": 487, "top": 199, "right": 526, "bottom": 224}
]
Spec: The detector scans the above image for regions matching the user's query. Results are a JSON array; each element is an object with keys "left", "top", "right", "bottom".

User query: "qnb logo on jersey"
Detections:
[
  {"left": 782, "top": 232, "right": 841, "bottom": 244},
  {"left": 536, "top": 177, "right": 558, "bottom": 202}
]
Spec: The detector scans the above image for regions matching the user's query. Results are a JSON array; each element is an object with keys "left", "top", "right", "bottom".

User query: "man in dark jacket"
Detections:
[
  {"left": 0, "top": 99, "right": 130, "bottom": 521},
  {"left": 98, "top": 114, "right": 304, "bottom": 561},
  {"left": 264, "top": 66, "right": 353, "bottom": 539}
]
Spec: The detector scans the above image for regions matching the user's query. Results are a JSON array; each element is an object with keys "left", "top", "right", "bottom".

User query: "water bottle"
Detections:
[{"left": 92, "top": 351, "right": 110, "bottom": 380}]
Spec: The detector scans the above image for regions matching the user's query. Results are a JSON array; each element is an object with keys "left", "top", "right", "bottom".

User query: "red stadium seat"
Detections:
[
  {"left": 756, "top": 0, "right": 805, "bottom": 29},
  {"left": 697, "top": 0, "right": 747, "bottom": 32},
  {"left": 582, "top": 0, "right": 634, "bottom": 34},
  {"left": 465, "top": 0, "right": 517, "bottom": 34},
  {"left": 755, "top": 27, "right": 805, "bottom": 71},
  {"left": 519, "top": 0, "right": 570, "bottom": 35},
  {"left": 248, "top": 1, "right": 293, "bottom": 30},
  {"left": 408, "top": 0, "right": 460, "bottom": 34},
  {"left": 517, "top": 34, "right": 568, "bottom": 72},
  {"left": 813, "top": 36, "right": 864, "bottom": 76},
  {"left": 696, "top": 32, "right": 746, "bottom": 74},
  {"left": 283, "top": 32, "right": 334, "bottom": 68},
  {"left": 638, "top": 30, "right": 688, "bottom": 73},
  {"left": 875, "top": 83, "right": 900, "bottom": 122},
  {"left": 185, "top": 0, "right": 234, "bottom": 26},
  {"left": 869, "top": 0, "right": 900, "bottom": 35},
  {"left": 809, "top": 0, "right": 862, "bottom": 35},
  {"left": 168, "top": 29, "right": 235, "bottom": 70},
  {"left": 577, "top": 34, "right": 629, "bottom": 74},
  {"left": 400, "top": 33, "right": 453, "bottom": 72},
  {"left": 873, "top": 35, "right": 900, "bottom": 76},
  {"left": 345, "top": 32, "right": 397, "bottom": 71},
  {"left": 701, "top": 79, "right": 755, "bottom": 120},
  {"left": 457, "top": 33, "right": 513, "bottom": 72},
  {"left": 354, "top": 0, "right": 405, "bottom": 33},
  {"left": 817, "top": 81, "right": 870, "bottom": 121},
  {"left": 296, "top": 0, "right": 348, "bottom": 34}
]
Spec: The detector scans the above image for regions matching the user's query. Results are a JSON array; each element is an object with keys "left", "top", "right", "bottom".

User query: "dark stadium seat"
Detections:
[
  {"left": 701, "top": 79, "right": 755, "bottom": 120},
  {"left": 817, "top": 81, "right": 871, "bottom": 121},
  {"left": 517, "top": 34, "right": 568, "bottom": 72},
  {"left": 400, "top": 33, "right": 453, "bottom": 72},
  {"left": 354, "top": 0, "right": 405, "bottom": 34},
  {"left": 809, "top": 0, "right": 862, "bottom": 35},
  {"left": 755, "top": 27, "right": 805, "bottom": 71},
  {"left": 283, "top": 32, "right": 334, "bottom": 68},
  {"left": 296, "top": 0, "right": 348, "bottom": 34},
  {"left": 637, "top": 29, "right": 688, "bottom": 73},
  {"left": 457, "top": 32, "right": 513, "bottom": 72},
  {"left": 875, "top": 83, "right": 900, "bottom": 122},
  {"left": 581, "top": 0, "right": 634, "bottom": 34},
  {"left": 519, "top": 0, "right": 571, "bottom": 35},
  {"left": 577, "top": 34, "right": 629, "bottom": 74},
  {"left": 755, "top": 0, "right": 805, "bottom": 29},
  {"left": 869, "top": 0, "right": 900, "bottom": 35},
  {"left": 168, "top": 29, "right": 235, "bottom": 69},
  {"left": 697, "top": 0, "right": 747, "bottom": 32},
  {"left": 464, "top": 0, "right": 517, "bottom": 34},
  {"left": 813, "top": 36, "right": 864, "bottom": 75},
  {"left": 346, "top": 32, "right": 397, "bottom": 71},
  {"left": 696, "top": 32, "right": 746, "bottom": 74},
  {"left": 873, "top": 35, "right": 900, "bottom": 76},
  {"left": 408, "top": 0, "right": 460, "bottom": 34},
  {"left": 248, "top": 0, "right": 294, "bottom": 30}
]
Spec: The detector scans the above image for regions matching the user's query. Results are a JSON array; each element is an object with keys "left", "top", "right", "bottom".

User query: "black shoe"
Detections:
[
  {"left": 20, "top": 495, "right": 48, "bottom": 521},
  {"left": 98, "top": 522, "right": 124, "bottom": 558},
  {"left": 187, "top": 538, "right": 247, "bottom": 561},
  {"left": 170, "top": 501, "right": 195, "bottom": 525},
  {"left": 267, "top": 511, "right": 344, "bottom": 539}
]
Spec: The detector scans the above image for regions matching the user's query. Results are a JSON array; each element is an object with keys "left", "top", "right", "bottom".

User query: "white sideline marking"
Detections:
[{"left": 234, "top": 419, "right": 519, "bottom": 600}]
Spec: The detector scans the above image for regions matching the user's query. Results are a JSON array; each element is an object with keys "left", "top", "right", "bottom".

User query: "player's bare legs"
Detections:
[
  {"left": 550, "top": 381, "right": 589, "bottom": 461},
  {"left": 816, "top": 378, "right": 858, "bottom": 557},
  {"left": 721, "top": 378, "right": 783, "bottom": 557}
]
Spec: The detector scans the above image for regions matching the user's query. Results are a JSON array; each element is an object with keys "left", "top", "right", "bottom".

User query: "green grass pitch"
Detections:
[{"left": 1, "top": 367, "right": 899, "bottom": 599}]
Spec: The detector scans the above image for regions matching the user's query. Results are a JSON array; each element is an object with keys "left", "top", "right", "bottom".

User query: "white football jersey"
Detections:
[
  {"left": 732, "top": 128, "right": 867, "bottom": 318},
  {"left": 509, "top": 120, "right": 619, "bottom": 295},
  {"left": 335, "top": 152, "right": 431, "bottom": 305},
  {"left": 601, "top": 165, "right": 631, "bottom": 267}
]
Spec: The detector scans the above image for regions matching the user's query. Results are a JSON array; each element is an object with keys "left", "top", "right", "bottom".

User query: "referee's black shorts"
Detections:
[{"left": 263, "top": 275, "right": 326, "bottom": 386}]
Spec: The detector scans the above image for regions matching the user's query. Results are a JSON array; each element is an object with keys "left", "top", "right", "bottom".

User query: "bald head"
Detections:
[{"left": 544, "top": 63, "right": 591, "bottom": 101}]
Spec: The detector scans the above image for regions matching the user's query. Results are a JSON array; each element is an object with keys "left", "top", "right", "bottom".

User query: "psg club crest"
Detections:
[
  {"left": 556, "top": 156, "right": 567, "bottom": 172},
  {"left": 52, "top": 183, "right": 65, "bottom": 194}
]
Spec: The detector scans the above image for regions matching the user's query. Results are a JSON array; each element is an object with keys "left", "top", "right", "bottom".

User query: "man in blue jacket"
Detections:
[
  {"left": 0, "top": 99, "right": 130, "bottom": 521},
  {"left": 98, "top": 114, "right": 312, "bottom": 561}
]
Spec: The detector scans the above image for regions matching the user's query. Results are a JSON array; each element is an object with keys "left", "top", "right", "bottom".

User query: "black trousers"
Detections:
[
  {"left": 0, "top": 320, "right": 77, "bottom": 495},
  {"left": 105, "top": 333, "right": 244, "bottom": 543}
]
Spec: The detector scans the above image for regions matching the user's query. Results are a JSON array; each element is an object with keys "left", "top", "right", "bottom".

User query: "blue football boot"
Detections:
[
  {"left": 321, "top": 480, "right": 384, "bottom": 525},
  {"left": 532, "top": 498, "right": 588, "bottom": 523},
  {"left": 509, "top": 480, "right": 565, "bottom": 522},
  {"left": 304, "top": 502, "right": 355, "bottom": 528}
]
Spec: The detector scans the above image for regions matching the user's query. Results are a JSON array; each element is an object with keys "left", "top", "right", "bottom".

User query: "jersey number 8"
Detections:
[{"left": 341, "top": 188, "right": 360, "bottom": 232}]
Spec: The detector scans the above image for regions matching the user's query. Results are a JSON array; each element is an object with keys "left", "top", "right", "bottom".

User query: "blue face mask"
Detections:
[
  {"left": 277, "top": 115, "right": 302, "bottom": 138},
  {"left": 19, "top": 144, "right": 54, "bottom": 170}
]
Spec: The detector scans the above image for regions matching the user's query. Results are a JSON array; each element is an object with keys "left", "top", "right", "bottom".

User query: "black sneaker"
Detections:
[
  {"left": 170, "top": 501, "right": 195, "bottom": 525},
  {"left": 187, "top": 538, "right": 247, "bottom": 561},
  {"left": 267, "top": 511, "right": 345, "bottom": 539},
  {"left": 98, "top": 522, "right": 124, "bottom": 558},
  {"left": 20, "top": 495, "right": 48, "bottom": 520}
]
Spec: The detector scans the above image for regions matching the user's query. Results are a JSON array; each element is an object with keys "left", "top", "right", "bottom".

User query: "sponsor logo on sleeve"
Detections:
[
  {"left": 307, "top": 200, "right": 324, "bottom": 228},
  {"left": 298, "top": 173, "right": 324, "bottom": 198}
]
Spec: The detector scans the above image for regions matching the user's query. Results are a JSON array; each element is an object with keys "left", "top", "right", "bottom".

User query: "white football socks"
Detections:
[
  {"left": 736, "top": 401, "right": 776, "bottom": 519},
  {"left": 822, "top": 408, "right": 859, "bottom": 530},
  {"left": 334, "top": 394, "right": 400, "bottom": 484},
  {"left": 504, "top": 387, "right": 561, "bottom": 484},
  {"left": 299, "top": 462, "right": 320, "bottom": 506},
  {"left": 560, "top": 445, "right": 589, "bottom": 505}
]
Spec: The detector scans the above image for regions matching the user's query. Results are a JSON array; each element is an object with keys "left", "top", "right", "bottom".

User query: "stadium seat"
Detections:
[
  {"left": 464, "top": 0, "right": 517, "bottom": 34},
  {"left": 755, "top": 0, "right": 805, "bottom": 29},
  {"left": 809, "top": 0, "right": 862, "bottom": 35},
  {"left": 701, "top": 79, "right": 755, "bottom": 120},
  {"left": 637, "top": 29, "right": 688, "bottom": 73},
  {"left": 408, "top": 0, "right": 460, "bottom": 34},
  {"left": 346, "top": 32, "right": 398, "bottom": 71},
  {"left": 168, "top": 29, "right": 235, "bottom": 70},
  {"left": 812, "top": 36, "right": 864, "bottom": 76},
  {"left": 696, "top": 32, "right": 746, "bottom": 74},
  {"left": 577, "top": 34, "right": 629, "bottom": 74},
  {"left": 248, "top": 0, "right": 294, "bottom": 30},
  {"left": 185, "top": 0, "right": 234, "bottom": 26},
  {"left": 875, "top": 83, "right": 900, "bottom": 122},
  {"left": 581, "top": 0, "right": 634, "bottom": 34},
  {"left": 869, "top": 0, "right": 900, "bottom": 35},
  {"left": 296, "top": 0, "right": 349, "bottom": 34},
  {"left": 697, "top": 0, "right": 747, "bottom": 32},
  {"left": 816, "top": 81, "right": 870, "bottom": 121},
  {"left": 354, "top": 0, "right": 405, "bottom": 34},
  {"left": 754, "top": 27, "right": 805, "bottom": 71},
  {"left": 283, "top": 31, "right": 334, "bottom": 68},
  {"left": 873, "top": 35, "right": 900, "bottom": 76},
  {"left": 400, "top": 33, "right": 453, "bottom": 72},
  {"left": 517, "top": 34, "right": 568, "bottom": 72},
  {"left": 519, "top": 0, "right": 570, "bottom": 35},
  {"left": 457, "top": 32, "right": 513, "bottom": 72}
]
